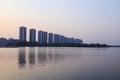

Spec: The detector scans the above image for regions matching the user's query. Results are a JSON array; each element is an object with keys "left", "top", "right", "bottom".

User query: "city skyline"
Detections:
[
  {"left": 19, "top": 26, "right": 83, "bottom": 44},
  {"left": 0, "top": 0, "right": 120, "bottom": 45},
  {"left": 0, "top": 26, "right": 83, "bottom": 47}
]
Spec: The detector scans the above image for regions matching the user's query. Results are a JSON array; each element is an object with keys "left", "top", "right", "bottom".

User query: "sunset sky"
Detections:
[{"left": 0, "top": 0, "right": 120, "bottom": 45}]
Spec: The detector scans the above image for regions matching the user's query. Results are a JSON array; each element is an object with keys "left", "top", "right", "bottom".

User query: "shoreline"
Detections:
[{"left": 1, "top": 42, "right": 119, "bottom": 48}]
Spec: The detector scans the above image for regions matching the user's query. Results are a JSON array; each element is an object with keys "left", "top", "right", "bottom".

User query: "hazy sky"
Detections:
[{"left": 0, "top": 0, "right": 120, "bottom": 45}]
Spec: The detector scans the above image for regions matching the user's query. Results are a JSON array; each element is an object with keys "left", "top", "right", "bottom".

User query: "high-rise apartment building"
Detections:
[
  {"left": 38, "top": 30, "right": 43, "bottom": 43},
  {"left": 61, "top": 35, "right": 65, "bottom": 44},
  {"left": 42, "top": 31, "right": 48, "bottom": 44},
  {"left": 49, "top": 33, "right": 54, "bottom": 44},
  {"left": 54, "top": 34, "right": 60, "bottom": 44},
  {"left": 29, "top": 29, "right": 36, "bottom": 43},
  {"left": 74, "top": 39, "right": 83, "bottom": 44},
  {"left": 38, "top": 31, "right": 48, "bottom": 44},
  {"left": 19, "top": 26, "right": 27, "bottom": 42}
]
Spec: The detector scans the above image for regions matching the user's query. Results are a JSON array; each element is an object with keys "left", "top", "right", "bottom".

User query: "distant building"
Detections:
[
  {"left": 61, "top": 35, "right": 65, "bottom": 44},
  {"left": 0, "top": 38, "right": 8, "bottom": 46},
  {"left": 19, "top": 26, "right": 27, "bottom": 42},
  {"left": 38, "top": 30, "right": 48, "bottom": 44},
  {"left": 59, "top": 35, "right": 62, "bottom": 44},
  {"left": 69, "top": 38, "right": 74, "bottom": 44},
  {"left": 49, "top": 33, "right": 54, "bottom": 44},
  {"left": 42, "top": 31, "right": 48, "bottom": 44},
  {"left": 8, "top": 38, "right": 19, "bottom": 44},
  {"left": 29, "top": 29, "right": 36, "bottom": 43},
  {"left": 74, "top": 39, "right": 83, "bottom": 44},
  {"left": 54, "top": 34, "right": 60, "bottom": 44},
  {"left": 64, "top": 37, "right": 69, "bottom": 44},
  {"left": 7, "top": 38, "right": 19, "bottom": 46},
  {"left": 38, "top": 30, "right": 43, "bottom": 43}
]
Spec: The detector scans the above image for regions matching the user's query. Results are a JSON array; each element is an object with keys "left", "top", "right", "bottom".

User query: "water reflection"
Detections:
[
  {"left": 18, "top": 48, "right": 26, "bottom": 69},
  {"left": 1, "top": 47, "right": 120, "bottom": 80},
  {"left": 37, "top": 48, "right": 48, "bottom": 66},
  {"left": 29, "top": 47, "right": 36, "bottom": 68},
  {"left": 18, "top": 47, "right": 69, "bottom": 70}
]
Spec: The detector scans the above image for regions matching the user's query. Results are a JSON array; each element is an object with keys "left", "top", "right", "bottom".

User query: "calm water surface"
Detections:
[{"left": 0, "top": 47, "right": 120, "bottom": 80}]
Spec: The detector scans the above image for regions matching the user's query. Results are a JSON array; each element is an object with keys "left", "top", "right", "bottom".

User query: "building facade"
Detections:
[
  {"left": 8, "top": 38, "right": 19, "bottom": 45},
  {"left": 0, "top": 38, "right": 8, "bottom": 46},
  {"left": 38, "top": 30, "right": 43, "bottom": 43},
  {"left": 19, "top": 26, "right": 27, "bottom": 42},
  {"left": 60, "top": 35, "right": 65, "bottom": 44},
  {"left": 42, "top": 31, "right": 48, "bottom": 44},
  {"left": 74, "top": 39, "right": 83, "bottom": 44},
  {"left": 29, "top": 29, "right": 36, "bottom": 43},
  {"left": 54, "top": 34, "right": 60, "bottom": 44},
  {"left": 48, "top": 33, "right": 54, "bottom": 44}
]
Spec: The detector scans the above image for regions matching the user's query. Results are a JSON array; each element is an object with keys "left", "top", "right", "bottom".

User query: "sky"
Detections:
[{"left": 0, "top": 0, "right": 120, "bottom": 45}]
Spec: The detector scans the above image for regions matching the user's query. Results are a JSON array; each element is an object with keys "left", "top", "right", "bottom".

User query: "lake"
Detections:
[{"left": 0, "top": 47, "right": 120, "bottom": 80}]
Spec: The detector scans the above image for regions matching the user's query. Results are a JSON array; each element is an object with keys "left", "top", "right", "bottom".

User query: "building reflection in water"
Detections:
[
  {"left": 18, "top": 47, "right": 68, "bottom": 69},
  {"left": 18, "top": 48, "right": 26, "bottom": 69},
  {"left": 47, "top": 48, "right": 54, "bottom": 62},
  {"left": 29, "top": 47, "right": 36, "bottom": 68},
  {"left": 37, "top": 48, "right": 47, "bottom": 66}
]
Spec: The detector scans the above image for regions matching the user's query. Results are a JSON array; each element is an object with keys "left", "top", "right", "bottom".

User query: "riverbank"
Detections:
[{"left": 0, "top": 42, "right": 111, "bottom": 48}]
